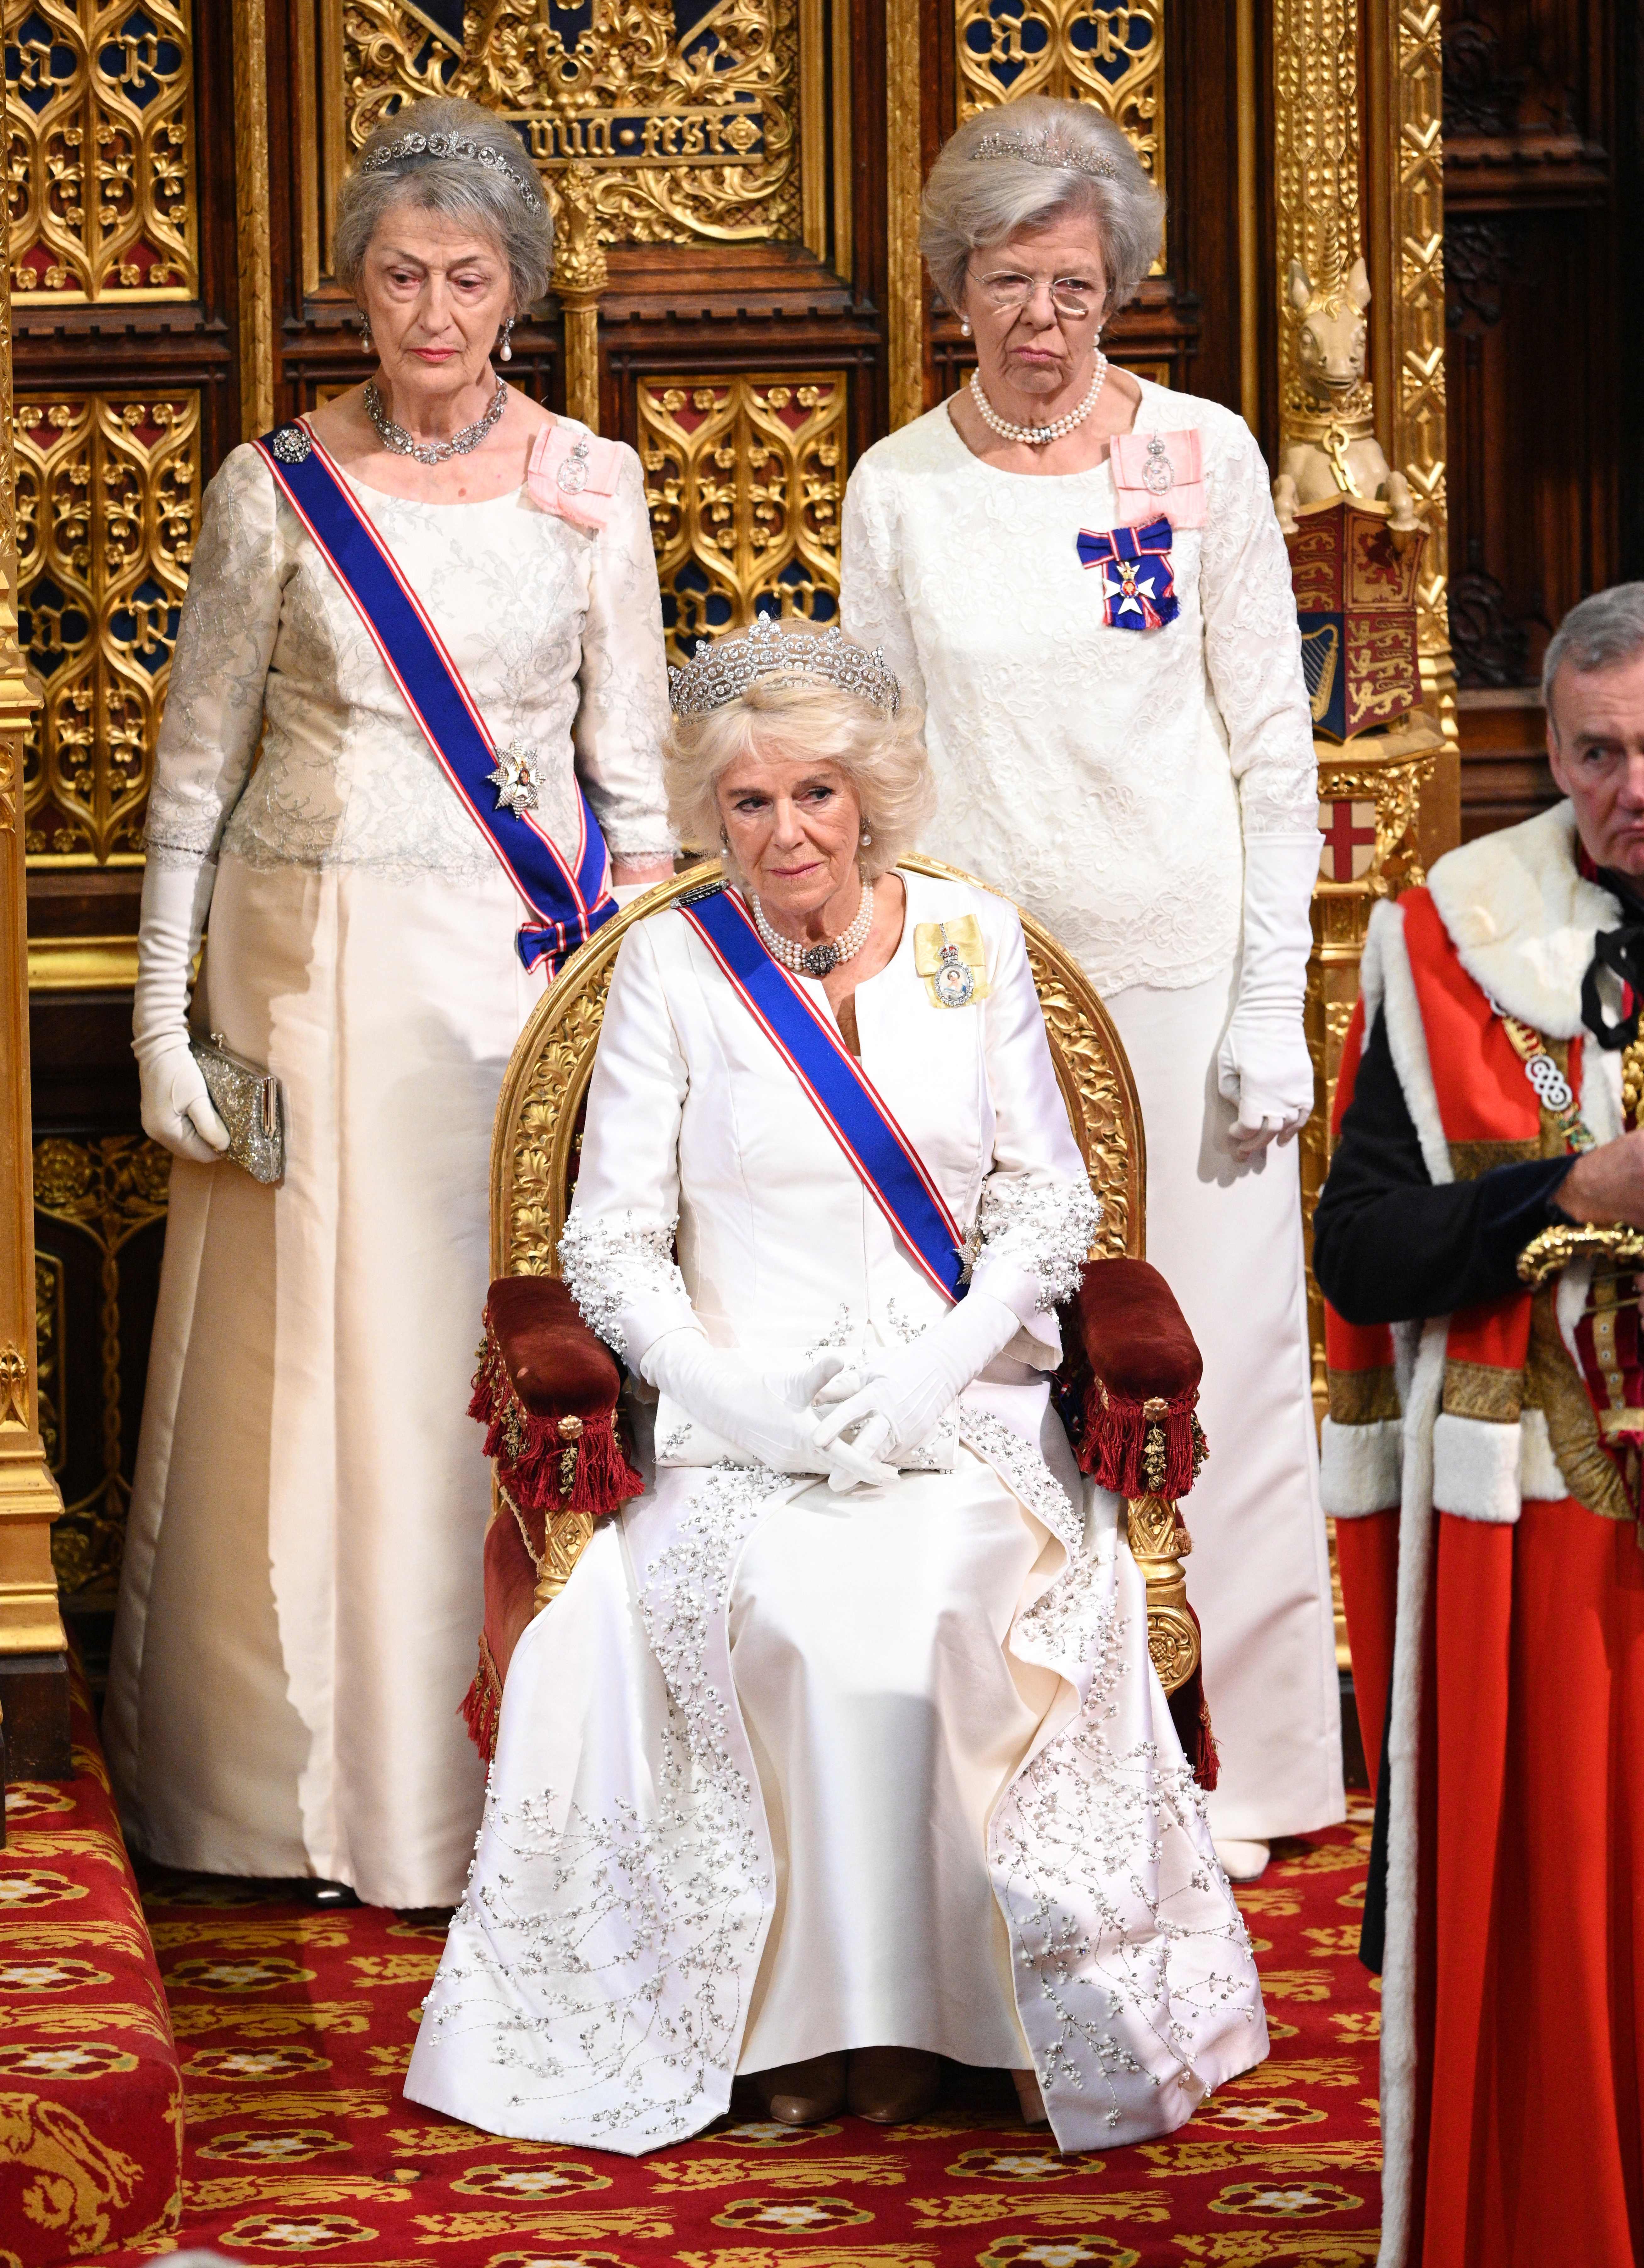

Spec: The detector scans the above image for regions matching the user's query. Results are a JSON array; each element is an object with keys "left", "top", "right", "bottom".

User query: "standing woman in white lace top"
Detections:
[
  {"left": 105, "top": 97, "right": 674, "bottom": 1909},
  {"left": 841, "top": 97, "right": 1341, "bottom": 1874}
]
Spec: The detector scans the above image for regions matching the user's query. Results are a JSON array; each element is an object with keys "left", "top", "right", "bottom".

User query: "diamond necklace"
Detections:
[
  {"left": 363, "top": 376, "right": 507, "bottom": 465},
  {"left": 752, "top": 869, "right": 874, "bottom": 979},
  {"left": 970, "top": 351, "right": 1108, "bottom": 446}
]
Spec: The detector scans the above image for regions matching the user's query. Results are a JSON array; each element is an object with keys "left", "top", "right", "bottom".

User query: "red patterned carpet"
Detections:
[{"left": 76, "top": 1805, "right": 1382, "bottom": 2268}]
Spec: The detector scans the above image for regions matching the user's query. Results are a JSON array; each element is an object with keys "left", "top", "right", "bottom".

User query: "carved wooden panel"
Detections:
[
  {"left": 335, "top": 0, "right": 802, "bottom": 248},
  {"left": 32, "top": 1133, "right": 170, "bottom": 1603},
  {"left": 953, "top": 0, "right": 1164, "bottom": 199},
  {"left": 638, "top": 372, "right": 844, "bottom": 663},
  {"left": 16, "top": 390, "right": 200, "bottom": 862},
  {"left": 4, "top": 0, "right": 196, "bottom": 301}
]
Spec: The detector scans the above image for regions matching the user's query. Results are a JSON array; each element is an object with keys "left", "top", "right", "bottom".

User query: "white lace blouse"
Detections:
[
  {"left": 841, "top": 379, "right": 1317, "bottom": 994},
  {"left": 144, "top": 427, "right": 673, "bottom": 882}
]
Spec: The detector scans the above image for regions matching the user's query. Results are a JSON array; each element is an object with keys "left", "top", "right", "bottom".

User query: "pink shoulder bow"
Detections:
[
  {"left": 1110, "top": 428, "right": 1206, "bottom": 530},
  {"left": 527, "top": 422, "right": 624, "bottom": 533}
]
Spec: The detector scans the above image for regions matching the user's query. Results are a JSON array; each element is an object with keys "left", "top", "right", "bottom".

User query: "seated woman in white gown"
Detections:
[{"left": 405, "top": 617, "right": 1266, "bottom": 2154}]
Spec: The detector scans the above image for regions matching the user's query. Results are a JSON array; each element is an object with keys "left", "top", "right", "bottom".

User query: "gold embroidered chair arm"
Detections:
[{"left": 1518, "top": 1222, "right": 1644, "bottom": 1289}]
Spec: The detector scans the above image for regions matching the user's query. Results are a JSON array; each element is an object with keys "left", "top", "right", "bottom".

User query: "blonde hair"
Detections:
[{"left": 665, "top": 671, "right": 935, "bottom": 886}]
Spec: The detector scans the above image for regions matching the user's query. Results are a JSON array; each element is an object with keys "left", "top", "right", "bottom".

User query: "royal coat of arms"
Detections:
[{"left": 1284, "top": 496, "right": 1426, "bottom": 742}]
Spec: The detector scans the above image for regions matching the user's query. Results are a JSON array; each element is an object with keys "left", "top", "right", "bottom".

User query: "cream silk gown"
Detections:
[
  {"left": 103, "top": 430, "right": 672, "bottom": 1909},
  {"left": 405, "top": 871, "right": 1266, "bottom": 2152},
  {"left": 841, "top": 377, "right": 1345, "bottom": 1846}
]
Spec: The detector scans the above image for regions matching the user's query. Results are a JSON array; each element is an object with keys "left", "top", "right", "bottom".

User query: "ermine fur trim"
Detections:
[{"left": 1319, "top": 1416, "right": 1402, "bottom": 1517}]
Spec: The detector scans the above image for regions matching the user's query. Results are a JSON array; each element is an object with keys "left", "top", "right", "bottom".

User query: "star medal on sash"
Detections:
[
  {"left": 1075, "top": 517, "right": 1180, "bottom": 632},
  {"left": 487, "top": 741, "right": 544, "bottom": 817}
]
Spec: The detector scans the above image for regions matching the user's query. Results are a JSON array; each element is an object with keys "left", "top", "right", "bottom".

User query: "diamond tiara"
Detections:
[
  {"left": 971, "top": 126, "right": 1118, "bottom": 181},
  {"left": 669, "top": 615, "right": 901, "bottom": 719},
  {"left": 357, "top": 129, "right": 540, "bottom": 212}
]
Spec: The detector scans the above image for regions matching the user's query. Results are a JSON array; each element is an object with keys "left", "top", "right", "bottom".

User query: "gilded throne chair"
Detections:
[{"left": 464, "top": 857, "right": 1217, "bottom": 1780}]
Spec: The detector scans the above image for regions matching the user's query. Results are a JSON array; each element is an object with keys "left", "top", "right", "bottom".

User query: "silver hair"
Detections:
[
  {"left": 1542, "top": 583, "right": 1644, "bottom": 728},
  {"left": 334, "top": 97, "right": 554, "bottom": 314},
  {"left": 919, "top": 96, "right": 1164, "bottom": 318}
]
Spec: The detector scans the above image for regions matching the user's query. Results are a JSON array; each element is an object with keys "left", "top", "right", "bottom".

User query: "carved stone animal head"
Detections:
[{"left": 1288, "top": 253, "right": 1371, "bottom": 400}]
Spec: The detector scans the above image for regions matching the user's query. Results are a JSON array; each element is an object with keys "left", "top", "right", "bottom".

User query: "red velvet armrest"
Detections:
[
  {"left": 462, "top": 1275, "right": 644, "bottom": 1759},
  {"left": 1060, "top": 1256, "right": 1208, "bottom": 1499}
]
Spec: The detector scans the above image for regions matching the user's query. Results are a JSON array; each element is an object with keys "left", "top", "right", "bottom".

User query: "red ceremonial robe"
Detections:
[{"left": 1319, "top": 805, "right": 1644, "bottom": 2268}]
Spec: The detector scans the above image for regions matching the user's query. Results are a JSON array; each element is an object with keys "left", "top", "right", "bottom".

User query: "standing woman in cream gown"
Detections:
[
  {"left": 841, "top": 97, "right": 1341, "bottom": 1876},
  {"left": 105, "top": 97, "right": 673, "bottom": 1909}
]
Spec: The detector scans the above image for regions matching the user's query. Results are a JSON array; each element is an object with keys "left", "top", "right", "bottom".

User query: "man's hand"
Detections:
[{"left": 1550, "top": 1129, "right": 1644, "bottom": 1228}]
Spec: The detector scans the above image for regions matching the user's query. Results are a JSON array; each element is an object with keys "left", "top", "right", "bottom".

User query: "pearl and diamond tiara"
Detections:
[
  {"left": 970, "top": 125, "right": 1118, "bottom": 180},
  {"left": 668, "top": 614, "right": 901, "bottom": 718},
  {"left": 357, "top": 128, "right": 540, "bottom": 211}
]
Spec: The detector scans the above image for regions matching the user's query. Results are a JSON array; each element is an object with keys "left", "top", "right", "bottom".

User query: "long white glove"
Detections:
[
  {"left": 1216, "top": 829, "right": 1321, "bottom": 1158},
  {"left": 639, "top": 1328, "right": 896, "bottom": 1490},
  {"left": 131, "top": 856, "right": 229, "bottom": 1164},
  {"left": 811, "top": 1290, "right": 1021, "bottom": 1483}
]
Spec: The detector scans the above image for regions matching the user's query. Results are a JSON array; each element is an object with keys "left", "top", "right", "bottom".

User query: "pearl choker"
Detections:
[
  {"left": 752, "top": 870, "right": 874, "bottom": 978},
  {"left": 970, "top": 352, "right": 1108, "bottom": 446}
]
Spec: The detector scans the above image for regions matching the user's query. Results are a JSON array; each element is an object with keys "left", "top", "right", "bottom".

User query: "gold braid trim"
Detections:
[
  {"left": 1442, "top": 1359, "right": 1523, "bottom": 1423},
  {"left": 1326, "top": 1366, "right": 1401, "bottom": 1425},
  {"left": 1526, "top": 1287, "right": 1636, "bottom": 1523}
]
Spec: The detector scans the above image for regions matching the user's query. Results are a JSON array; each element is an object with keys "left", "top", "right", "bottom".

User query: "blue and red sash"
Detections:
[
  {"left": 1076, "top": 515, "right": 1180, "bottom": 630},
  {"left": 254, "top": 420, "right": 615, "bottom": 977},
  {"left": 680, "top": 886, "right": 967, "bottom": 1303}
]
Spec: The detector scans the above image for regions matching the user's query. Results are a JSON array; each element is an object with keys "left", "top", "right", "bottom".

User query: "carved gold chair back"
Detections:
[{"left": 491, "top": 854, "right": 1145, "bottom": 1278}]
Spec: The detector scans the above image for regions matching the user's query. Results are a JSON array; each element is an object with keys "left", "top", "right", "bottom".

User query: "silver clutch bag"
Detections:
[{"left": 189, "top": 1030, "right": 285, "bottom": 1185}]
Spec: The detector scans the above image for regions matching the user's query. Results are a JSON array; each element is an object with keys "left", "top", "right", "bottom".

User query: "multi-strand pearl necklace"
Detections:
[
  {"left": 752, "top": 870, "right": 874, "bottom": 978},
  {"left": 970, "top": 351, "right": 1108, "bottom": 446}
]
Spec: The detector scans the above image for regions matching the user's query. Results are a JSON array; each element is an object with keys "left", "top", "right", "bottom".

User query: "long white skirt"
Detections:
[
  {"left": 732, "top": 1458, "right": 1060, "bottom": 2071},
  {"left": 1104, "top": 964, "right": 1344, "bottom": 1843},
  {"left": 103, "top": 851, "right": 544, "bottom": 1908}
]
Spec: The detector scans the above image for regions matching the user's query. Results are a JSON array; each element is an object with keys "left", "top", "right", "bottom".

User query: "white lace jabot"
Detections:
[
  {"left": 841, "top": 378, "right": 1318, "bottom": 994},
  {"left": 145, "top": 432, "right": 673, "bottom": 884}
]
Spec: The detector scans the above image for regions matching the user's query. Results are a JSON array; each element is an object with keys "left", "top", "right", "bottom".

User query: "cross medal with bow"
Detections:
[{"left": 1075, "top": 515, "right": 1180, "bottom": 631}]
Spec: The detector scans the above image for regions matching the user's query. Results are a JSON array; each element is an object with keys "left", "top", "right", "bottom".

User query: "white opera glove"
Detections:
[
  {"left": 638, "top": 1328, "right": 897, "bottom": 1491},
  {"left": 131, "top": 856, "right": 229, "bottom": 1164},
  {"left": 1216, "top": 829, "right": 1322, "bottom": 1158},
  {"left": 811, "top": 1290, "right": 1021, "bottom": 1485}
]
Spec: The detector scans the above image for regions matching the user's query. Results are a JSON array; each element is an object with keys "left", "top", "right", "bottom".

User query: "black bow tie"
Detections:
[{"left": 1581, "top": 866, "right": 1644, "bottom": 1050}]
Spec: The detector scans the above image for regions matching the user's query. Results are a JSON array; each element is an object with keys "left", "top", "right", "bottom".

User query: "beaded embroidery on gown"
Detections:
[{"left": 104, "top": 432, "right": 672, "bottom": 1910}]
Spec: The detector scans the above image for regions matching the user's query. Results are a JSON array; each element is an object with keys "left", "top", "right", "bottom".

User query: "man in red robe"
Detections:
[{"left": 1313, "top": 583, "right": 1644, "bottom": 2268}]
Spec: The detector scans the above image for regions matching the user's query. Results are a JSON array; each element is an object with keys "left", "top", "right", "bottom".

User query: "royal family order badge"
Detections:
[{"left": 1284, "top": 496, "right": 1426, "bottom": 741}]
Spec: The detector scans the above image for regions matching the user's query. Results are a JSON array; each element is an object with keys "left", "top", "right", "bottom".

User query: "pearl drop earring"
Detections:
[
  {"left": 860, "top": 827, "right": 873, "bottom": 846},
  {"left": 960, "top": 319, "right": 971, "bottom": 337},
  {"left": 499, "top": 317, "right": 515, "bottom": 363},
  {"left": 359, "top": 309, "right": 374, "bottom": 353}
]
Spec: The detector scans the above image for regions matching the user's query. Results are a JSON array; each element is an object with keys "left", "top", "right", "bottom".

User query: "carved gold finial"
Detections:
[{"left": 553, "top": 164, "right": 609, "bottom": 302}]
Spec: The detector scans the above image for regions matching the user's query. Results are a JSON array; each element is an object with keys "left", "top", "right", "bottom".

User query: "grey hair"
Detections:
[
  {"left": 334, "top": 96, "right": 554, "bottom": 313},
  {"left": 1543, "top": 584, "right": 1644, "bottom": 726},
  {"left": 920, "top": 96, "right": 1164, "bottom": 317}
]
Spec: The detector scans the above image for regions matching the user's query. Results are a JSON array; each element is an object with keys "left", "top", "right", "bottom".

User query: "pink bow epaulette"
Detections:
[
  {"left": 1110, "top": 428, "right": 1206, "bottom": 529},
  {"left": 526, "top": 422, "right": 624, "bottom": 533}
]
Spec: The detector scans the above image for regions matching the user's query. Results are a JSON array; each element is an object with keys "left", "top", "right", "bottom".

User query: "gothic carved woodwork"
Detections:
[
  {"left": 16, "top": 392, "right": 200, "bottom": 862},
  {"left": 5, "top": 0, "right": 196, "bottom": 302},
  {"left": 638, "top": 373, "right": 844, "bottom": 662},
  {"left": 333, "top": 0, "right": 804, "bottom": 249},
  {"left": 31, "top": 1134, "right": 169, "bottom": 1602},
  {"left": 952, "top": 0, "right": 1164, "bottom": 211}
]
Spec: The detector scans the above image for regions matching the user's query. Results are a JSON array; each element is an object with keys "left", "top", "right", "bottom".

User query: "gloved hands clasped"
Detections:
[{"left": 641, "top": 1289, "right": 1023, "bottom": 1495}]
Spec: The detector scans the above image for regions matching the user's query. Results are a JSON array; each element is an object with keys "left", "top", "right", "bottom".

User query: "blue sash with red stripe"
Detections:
[
  {"left": 680, "top": 885, "right": 966, "bottom": 1303},
  {"left": 254, "top": 420, "right": 616, "bottom": 977}
]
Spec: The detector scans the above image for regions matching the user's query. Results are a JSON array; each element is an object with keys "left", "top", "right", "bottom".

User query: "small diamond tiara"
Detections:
[
  {"left": 971, "top": 126, "right": 1118, "bottom": 181},
  {"left": 669, "top": 615, "right": 901, "bottom": 719},
  {"left": 357, "top": 128, "right": 540, "bottom": 211}
]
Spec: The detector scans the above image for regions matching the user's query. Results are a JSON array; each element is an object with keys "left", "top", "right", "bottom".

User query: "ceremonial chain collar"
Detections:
[
  {"left": 364, "top": 376, "right": 507, "bottom": 465},
  {"left": 753, "top": 870, "right": 873, "bottom": 979},
  {"left": 970, "top": 352, "right": 1107, "bottom": 446}
]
